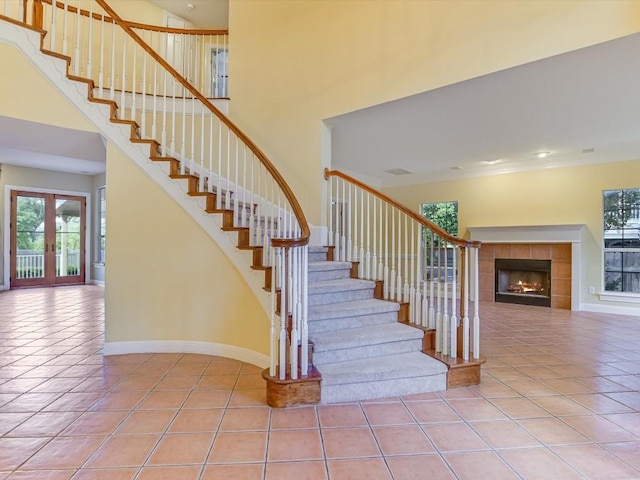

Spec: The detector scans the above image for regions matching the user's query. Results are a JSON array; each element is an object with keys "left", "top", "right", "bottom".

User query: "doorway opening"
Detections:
[{"left": 10, "top": 190, "right": 86, "bottom": 288}]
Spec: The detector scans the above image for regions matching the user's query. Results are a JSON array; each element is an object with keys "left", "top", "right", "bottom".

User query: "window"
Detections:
[
  {"left": 421, "top": 201, "right": 458, "bottom": 281},
  {"left": 421, "top": 201, "right": 458, "bottom": 237},
  {"left": 97, "top": 187, "right": 106, "bottom": 264},
  {"left": 603, "top": 188, "right": 640, "bottom": 293}
]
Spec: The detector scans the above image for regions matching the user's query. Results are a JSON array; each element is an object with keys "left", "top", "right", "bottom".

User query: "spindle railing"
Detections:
[
  {"left": 127, "top": 22, "right": 228, "bottom": 99},
  {"left": 29, "top": 0, "right": 228, "bottom": 98},
  {"left": 0, "top": 0, "right": 310, "bottom": 381},
  {"left": 325, "top": 169, "right": 482, "bottom": 361}
]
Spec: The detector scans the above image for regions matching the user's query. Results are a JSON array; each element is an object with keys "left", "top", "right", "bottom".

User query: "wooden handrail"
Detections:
[
  {"left": 324, "top": 168, "right": 480, "bottom": 249},
  {"left": 37, "top": 0, "right": 228, "bottom": 35},
  {"left": 126, "top": 21, "right": 227, "bottom": 36},
  {"left": 95, "top": 0, "right": 309, "bottom": 247},
  {"left": 37, "top": 0, "right": 115, "bottom": 22}
]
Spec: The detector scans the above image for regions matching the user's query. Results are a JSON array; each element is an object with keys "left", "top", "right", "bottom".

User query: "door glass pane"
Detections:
[
  {"left": 16, "top": 195, "right": 46, "bottom": 279},
  {"left": 55, "top": 199, "right": 81, "bottom": 277}
]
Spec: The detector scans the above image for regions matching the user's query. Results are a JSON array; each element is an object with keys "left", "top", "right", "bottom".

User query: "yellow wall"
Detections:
[
  {"left": 228, "top": 0, "right": 640, "bottom": 225},
  {"left": 0, "top": 44, "right": 97, "bottom": 132},
  {"left": 383, "top": 159, "right": 640, "bottom": 307},
  {"left": 104, "top": 142, "right": 269, "bottom": 355}
]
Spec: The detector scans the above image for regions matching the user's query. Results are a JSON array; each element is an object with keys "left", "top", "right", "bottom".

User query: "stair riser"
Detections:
[
  {"left": 309, "top": 252, "right": 329, "bottom": 262},
  {"left": 313, "top": 338, "right": 422, "bottom": 365},
  {"left": 320, "top": 373, "right": 447, "bottom": 404},
  {"left": 308, "top": 311, "right": 398, "bottom": 334},
  {"left": 307, "top": 269, "right": 352, "bottom": 283},
  {"left": 308, "top": 288, "right": 373, "bottom": 306}
]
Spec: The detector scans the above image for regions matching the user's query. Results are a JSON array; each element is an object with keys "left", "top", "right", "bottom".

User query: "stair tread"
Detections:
[
  {"left": 309, "top": 278, "right": 374, "bottom": 294},
  {"left": 310, "top": 322, "right": 422, "bottom": 351},
  {"left": 308, "top": 298, "right": 399, "bottom": 320},
  {"left": 317, "top": 351, "right": 447, "bottom": 385},
  {"left": 309, "top": 246, "right": 328, "bottom": 253},
  {"left": 307, "top": 261, "right": 352, "bottom": 272}
]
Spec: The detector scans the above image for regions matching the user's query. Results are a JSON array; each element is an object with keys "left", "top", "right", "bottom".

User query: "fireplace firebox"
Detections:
[{"left": 495, "top": 259, "right": 551, "bottom": 307}]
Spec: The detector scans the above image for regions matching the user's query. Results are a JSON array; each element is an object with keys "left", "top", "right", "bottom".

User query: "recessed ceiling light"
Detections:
[
  {"left": 186, "top": 3, "right": 195, "bottom": 10},
  {"left": 483, "top": 160, "right": 500, "bottom": 165},
  {"left": 535, "top": 151, "right": 551, "bottom": 159}
]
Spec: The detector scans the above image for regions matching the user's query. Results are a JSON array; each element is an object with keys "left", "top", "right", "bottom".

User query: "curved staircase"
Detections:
[{"left": 0, "top": 0, "right": 484, "bottom": 408}]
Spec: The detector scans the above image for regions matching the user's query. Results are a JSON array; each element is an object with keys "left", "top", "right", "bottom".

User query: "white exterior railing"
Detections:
[
  {"left": 16, "top": 252, "right": 80, "bottom": 278},
  {"left": 325, "top": 169, "right": 481, "bottom": 360},
  {"left": 0, "top": 0, "right": 310, "bottom": 381}
]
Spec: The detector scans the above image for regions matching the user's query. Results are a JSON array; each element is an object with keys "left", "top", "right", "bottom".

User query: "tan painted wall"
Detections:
[
  {"left": 104, "top": 142, "right": 269, "bottom": 355},
  {"left": 0, "top": 44, "right": 97, "bottom": 132},
  {"left": 383, "top": 159, "right": 640, "bottom": 308},
  {"left": 228, "top": 0, "right": 640, "bottom": 225}
]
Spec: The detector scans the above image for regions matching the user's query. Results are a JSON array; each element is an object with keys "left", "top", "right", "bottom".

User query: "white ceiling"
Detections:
[
  {"left": 0, "top": 116, "right": 106, "bottom": 175},
  {"left": 147, "top": 0, "right": 228, "bottom": 29},
  {"left": 328, "top": 33, "right": 640, "bottom": 187}
]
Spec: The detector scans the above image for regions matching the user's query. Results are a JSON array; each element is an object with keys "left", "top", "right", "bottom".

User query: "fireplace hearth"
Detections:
[{"left": 495, "top": 258, "right": 551, "bottom": 307}]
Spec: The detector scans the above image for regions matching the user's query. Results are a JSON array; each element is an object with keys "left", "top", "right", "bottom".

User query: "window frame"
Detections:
[
  {"left": 97, "top": 186, "right": 106, "bottom": 265},
  {"left": 601, "top": 188, "right": 640, "bottom": 298}
]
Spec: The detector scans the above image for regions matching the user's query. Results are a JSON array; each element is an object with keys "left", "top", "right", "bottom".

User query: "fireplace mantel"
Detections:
[
  {"left": 467, "top": 225, "right": 585, "bottom": 310},
  {"left": 467, "top": 224, "right": 585, "bottom": 244}
]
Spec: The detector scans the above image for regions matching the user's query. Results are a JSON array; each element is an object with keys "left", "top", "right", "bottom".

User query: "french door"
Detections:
[{"left": 10, "top": 190, "right": 86, "bottom": 288}]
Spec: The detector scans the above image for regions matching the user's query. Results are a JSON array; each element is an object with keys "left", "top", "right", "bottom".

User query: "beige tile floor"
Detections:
[{"left": 0, "top": 285, "right": 639, "bottom": 479}]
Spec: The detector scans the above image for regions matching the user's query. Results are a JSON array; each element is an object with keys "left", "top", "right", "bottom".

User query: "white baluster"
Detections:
[
  {"left": 347, "top": 183, "right": 353, "bottom": 263},
  {"left": 269, "top": 246, "right": 276, "bottom": 376},
  {"left": 98, "top": 12, "right": 104, "bottom": 95},
  {"left": 463, "top": 247, "right": 470, "bottom": 360},
  {"left": 442, "top": 242, "right": 449, "bottom": 356},
  {"left": 279, "top": 247, "right": 287, "bottom": 380},
  {"left": 152, "top": 63, "right": 158, "bottom": 139},
  {"left": 87, "top": 1, "right": 93, "bottom": 78},
  {"left": 50, "top": 0, "right": 57, "bottom": 51},
  {"left": 73, "top": 0, "right": 80, "bottom": 75},
  {"left": 140, "top": 54, "right": 146, "bottom": 136},
  {"left": 358, "top": 188, "right": 364, "bottom": 277},
  {"left": 109, "top": 20, "right": 115, "bottom": 99},
  {"left": 384, "top": 203, "right": 390, "bottom": 299},
  {"left": 62, "top": 0, "right": 68, "bottom": 55},
  {"left": 372, "top": 197, "right": 377, "bottom": 281},
  {"left": 403, "top": 215, "right": 409, "bottom": 301},
  {"left": 450, "top": 246, "right": 458, "bottom": 358},
  {"left": 216, "top": 122, "right": 222, "bottom": 210},
  {"left": 120, "top": 33, "right": 126, "bottom": 118},
  {"left": 473, "top": 247, "right": 480, "bottom": 360},
  {"left": 290, "top": 247, "right": 299, "bottom": 380}
]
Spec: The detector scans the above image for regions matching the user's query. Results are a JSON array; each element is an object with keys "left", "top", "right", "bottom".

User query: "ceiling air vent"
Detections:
[{"left": 384, "top": 168, "right": 413, "bottom": 175}]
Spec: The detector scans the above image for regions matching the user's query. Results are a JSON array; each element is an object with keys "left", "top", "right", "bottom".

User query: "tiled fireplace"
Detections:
[
  {"left": 468, "top": 225, "right": 585, "bottom": 310},
  {"left": 479, "top": 243, "right": 570, "bottom": 309}
]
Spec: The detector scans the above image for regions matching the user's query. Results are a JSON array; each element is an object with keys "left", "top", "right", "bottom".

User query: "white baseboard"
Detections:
[
  {"left": 0, "top": 284, "right": 8, "bottom": 291},
  {"left": 102, "top": 340, "right": 270, "bottom": 368},
  {"left": 90, "top": 280, "right": 105, "bottom": 287},
  {"left": 580, "top": 302, "right": 640, "bottom": 317}
]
